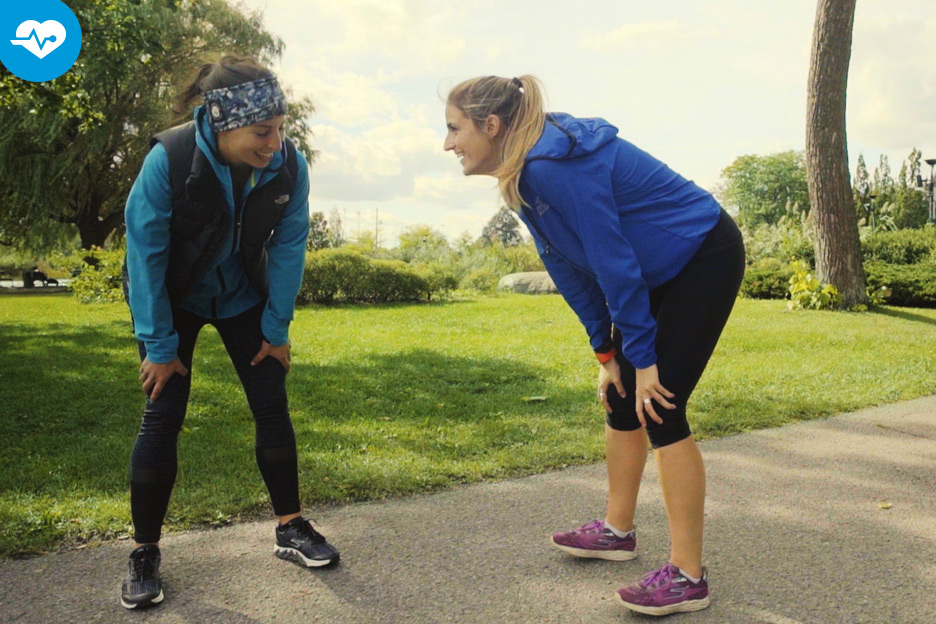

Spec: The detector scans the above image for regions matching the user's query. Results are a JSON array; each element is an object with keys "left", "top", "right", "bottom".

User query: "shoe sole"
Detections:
[
  {"left": 274, "top": 545, "right": 339, "bottom": 568},
  {"left": 549, "top": 537, "right": 637, "bottom": 561},
  {"left": 616, "top": 593, "right": 710, "bottom": 616},
  {"left": 120, "top": 589, "right": 164, "bottom": 610}
]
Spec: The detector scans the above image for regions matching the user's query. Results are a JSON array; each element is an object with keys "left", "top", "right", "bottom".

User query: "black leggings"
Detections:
[
  {"left": 606, "top": 210, "right": 745, "bottom": 448},
  {"left": 129, "top": 301, "right": 300, "bottom": 544}
]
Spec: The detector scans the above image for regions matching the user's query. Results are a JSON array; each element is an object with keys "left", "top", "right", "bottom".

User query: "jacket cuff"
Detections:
[
  {"left": 261, "top": 315, "right": 289, "bottom": 347},
  {"left": 594, "top": 335, "right": 615, "bottom": 353}
]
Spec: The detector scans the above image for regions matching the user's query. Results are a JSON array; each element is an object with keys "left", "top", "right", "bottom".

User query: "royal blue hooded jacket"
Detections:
[
  {"left": 518, "top": 113, "right": 721, "bottom": 369},
  {"left": 125, "top": 106, "right": 310, "bottom": 364}
]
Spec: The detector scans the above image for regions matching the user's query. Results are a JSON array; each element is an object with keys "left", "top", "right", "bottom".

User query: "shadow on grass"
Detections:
[
  {"left": 0, "top": 319, "right": 593, "bottom": 554},
  {"left": 298, "top": 297, "right": 477, "bottom": 312},
  {"left": 869, "top": 305, "right": 936, "bottom": 327}
]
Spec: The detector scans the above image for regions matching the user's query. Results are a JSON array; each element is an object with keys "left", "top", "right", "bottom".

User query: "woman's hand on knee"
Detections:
[
  {"left": 139, "top": 357, "right": 188, "bottom": 402},
  {"left": 635, "top": 364, "right": 676, "bottom": 426},
  {"left": 251, "top": 340, "right": 291, "bottom": 373},
  {"left": 597, "top": 358, "right": 626, "bottom": 413}
]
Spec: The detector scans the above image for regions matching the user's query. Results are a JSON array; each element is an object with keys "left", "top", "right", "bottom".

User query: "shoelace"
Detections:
[
  {"left": 297, "top": 519, "right": 326, "bottom": 544},
  {"left": 130, "top": 550, "right": 157, "bottom": 582},
  {"left": 578, "top": 519, "right": 605, "bottom": 533},
  {"left": 640, "top": 565, "right": 676, "bottom": 589}
]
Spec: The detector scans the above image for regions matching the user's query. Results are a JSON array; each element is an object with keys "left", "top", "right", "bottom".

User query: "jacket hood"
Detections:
[{"left": 525, "top": 113, "right": 619, "bottom": 162}]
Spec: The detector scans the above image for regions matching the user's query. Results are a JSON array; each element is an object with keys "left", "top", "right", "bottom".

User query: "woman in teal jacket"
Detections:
[
  {"left": 121, "top": 56, "right": 338, "bottom": 610},
  {"left": 444, "top": 75, "right": 744, "bottom": 617}
]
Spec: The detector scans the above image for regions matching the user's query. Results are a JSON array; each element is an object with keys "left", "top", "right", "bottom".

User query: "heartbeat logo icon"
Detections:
[{"left": 11, "top": 20, "right": 67, "bottom": 59}]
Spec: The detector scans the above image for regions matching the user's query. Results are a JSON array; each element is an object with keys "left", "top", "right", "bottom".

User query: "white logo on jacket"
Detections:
[{"left": 534, "top": 196, "right": 551, "bottom": 216}]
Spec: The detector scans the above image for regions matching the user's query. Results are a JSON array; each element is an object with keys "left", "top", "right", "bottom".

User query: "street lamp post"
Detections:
[
  {"left": 918, "top": 158, "right": 936, "bottom": 224},
  {"left": 857, "top": 180, "right": 878, "bottom": 231}
]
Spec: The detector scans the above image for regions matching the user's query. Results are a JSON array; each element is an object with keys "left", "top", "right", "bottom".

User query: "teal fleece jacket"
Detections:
[{"left": 125, "top": 106, "right": 310, "bottom": 364}]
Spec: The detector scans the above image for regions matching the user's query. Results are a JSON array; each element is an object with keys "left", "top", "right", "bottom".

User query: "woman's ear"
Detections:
[{"left": 484, "top": 114, "right": 502, "bottom": 139}]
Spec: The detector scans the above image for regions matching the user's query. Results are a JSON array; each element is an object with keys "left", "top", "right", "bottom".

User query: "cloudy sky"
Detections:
[{"left": 238, "top": 0, "right": 935, "bottom": 245}]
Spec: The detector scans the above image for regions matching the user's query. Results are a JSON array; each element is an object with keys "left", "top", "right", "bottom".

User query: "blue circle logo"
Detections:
[{"left": 0, "top": 0, "right": 82, "bottom": 82}]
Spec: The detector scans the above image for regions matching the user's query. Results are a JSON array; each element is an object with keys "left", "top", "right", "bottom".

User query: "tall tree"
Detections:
[
  {"left": 327, "top": 208, "right": 346, "bottom": 248},
  {"left": 717, "top": 151, "right": 810, "bottom": 228},
  {"left": 872, "top": 154, "right": 894, "bottom": 200},
  {"left": 0, "top": 0, "right": 314, "bottom": 253},
  {"left": 480, "top": 206, "right": 523, "bottom": 247},
  {"left": 892, "top": 148, "right": 928, "bottom": 229},
  {"left": 307, "top": 212, "right": 332, "bottom": 251},
  {"left": 805, "top": 0, "right": 865, "bottom": 307},
  {"left": 397, "top": 225, "right": 452, "bottom": 263}
]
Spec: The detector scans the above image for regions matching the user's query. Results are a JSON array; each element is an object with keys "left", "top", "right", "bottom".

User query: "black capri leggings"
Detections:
[
  {"left": 129, "top": 301, "right": 300, "bottom": 544},
  {"left": 605, "top": 210, "right": 745, "bottom": 448}
]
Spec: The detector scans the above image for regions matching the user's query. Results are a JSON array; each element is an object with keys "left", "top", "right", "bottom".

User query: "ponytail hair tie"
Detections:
[{"left": 511, "top": 77, "right": 525, "bottom": 94}]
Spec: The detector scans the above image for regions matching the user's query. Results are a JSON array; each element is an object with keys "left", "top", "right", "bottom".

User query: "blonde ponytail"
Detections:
[{"left": 447, "top": 75, "right": 545, "bottom": 209}]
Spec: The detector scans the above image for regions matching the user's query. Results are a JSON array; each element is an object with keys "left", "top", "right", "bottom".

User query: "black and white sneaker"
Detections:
[
  {"left": 120, "top": 544, "right": 164, "bottom": 609},
  {"left": 274, "top": 516, "right": 340, "bottom": 568}
]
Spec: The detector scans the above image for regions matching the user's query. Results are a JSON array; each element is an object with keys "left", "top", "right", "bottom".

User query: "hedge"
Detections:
[
  {"left": 864, "top": 262, "right": 936, "bottom": 308},
  {"left": 740, "top": 258, "right": 793, "bottom": 300},
  {"left": 298, "top": 249, "right": 456, "bottom": 304},
  {"left": 861, "top": 229, "right": 936, "bottom": 265}
]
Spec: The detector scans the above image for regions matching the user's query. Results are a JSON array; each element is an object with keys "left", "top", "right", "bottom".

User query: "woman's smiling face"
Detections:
[
  {"left": 217, "top": 115, "right": 286, "bottom": 170},
  {"left": 443, "top": 104, "right": 500, "bottom": 176}
]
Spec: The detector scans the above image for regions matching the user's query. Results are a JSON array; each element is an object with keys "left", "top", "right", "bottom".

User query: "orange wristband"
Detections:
[{"left": 596, "top": 348, "right": 617, "bottom": 363}]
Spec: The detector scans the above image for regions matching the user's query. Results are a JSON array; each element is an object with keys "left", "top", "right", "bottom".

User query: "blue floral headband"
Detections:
[{"left": 202, "top": 76, "right": 288, "bottom": 133}]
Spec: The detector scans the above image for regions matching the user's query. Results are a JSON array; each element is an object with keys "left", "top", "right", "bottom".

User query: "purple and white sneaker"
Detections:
[
  {"left": 616, "top": 562, "right": 710, "bottom": 616},
  {"left": 549, "top": 519, "right": 637, "bottom": 561}
]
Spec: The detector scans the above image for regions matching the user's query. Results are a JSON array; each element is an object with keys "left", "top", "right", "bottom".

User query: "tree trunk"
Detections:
[
  {"left": 806, "top": 0, "right": 866, "bottom": 307},
  {"left": 76, "top": 205, "right": 124, "bottom": 249}
]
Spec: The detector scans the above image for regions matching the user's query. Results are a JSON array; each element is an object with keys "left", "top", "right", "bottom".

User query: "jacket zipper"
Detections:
[
  {"left": 210, "top": 266, "right": 227, "bottom": 319},
  {"left": 232, "top": 179, "right": 249, "bottom": 255},
  {"left": 211, "top": 176, "right": 247, "bottom": 319},
  {"left": 521, "top": 207, "right": 596, "bottom": 278}
]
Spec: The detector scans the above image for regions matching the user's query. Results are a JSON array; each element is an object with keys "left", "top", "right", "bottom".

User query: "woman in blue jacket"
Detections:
[
  {"left": 121, "top": 56, "right": 338, "bottom": 610},
  {"left": 444, "top": 75, "right": 744, "bottom": 617}
]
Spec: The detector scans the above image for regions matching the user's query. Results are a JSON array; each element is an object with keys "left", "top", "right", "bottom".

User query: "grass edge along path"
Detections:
[{"left": 2, "top": 293, "right": 935, "bottom": 557}]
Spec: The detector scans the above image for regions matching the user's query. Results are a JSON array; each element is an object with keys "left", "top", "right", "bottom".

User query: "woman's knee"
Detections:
[{"left": 646, "top": 413, "right": 692, "bottom": 449}]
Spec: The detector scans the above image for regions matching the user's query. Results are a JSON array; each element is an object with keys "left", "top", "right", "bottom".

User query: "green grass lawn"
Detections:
[{"left": 2, "top": 293, "right": 935, "bottom": 556}]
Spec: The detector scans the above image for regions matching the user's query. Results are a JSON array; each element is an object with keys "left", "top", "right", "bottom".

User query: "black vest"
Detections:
[{"left": 152, "top": 121, "right": 299, "bottom": 304}]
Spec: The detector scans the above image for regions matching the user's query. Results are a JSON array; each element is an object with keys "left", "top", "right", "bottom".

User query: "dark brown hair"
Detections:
[{"left": 173, "top": 54, "right": 275, "bottom": 117}]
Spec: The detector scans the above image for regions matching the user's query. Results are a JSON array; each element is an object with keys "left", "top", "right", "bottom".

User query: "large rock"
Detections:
[{"left": 498, "top": 271, "right": 557, "bottom": 294}]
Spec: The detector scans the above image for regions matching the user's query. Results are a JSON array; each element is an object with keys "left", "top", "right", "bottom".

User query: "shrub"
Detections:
[
  {"left": 861, "top": 229, "right": 936, "bottom": 265},
  {"left": 456, "top": 241, "right": 544, "bottom": 292},
  {"left": 299, "top": 249, "right": 454, "bottom": 304},
  {"left": 462, "top": 266, "right": 502, "bottom": 293},
  {"left": 299, "top": 249, "right": 370, "bottom": 304},
  {"left": 740, "top": 258, "right": 793, "bottom": 300},
  {"left": 53, "top": 247, "right": 124, "bottom": 303},
  {"left": 739, "top": 214, "right": 814, "bottom": 266},
  {"left": 864, "top": 262, "right": 936, "bottom": 308},
  {"left": 361, "top": 260, "right": 426, "bottom": 303},
  {"left": 413, "top": 263, "right": 459, "bottom": 301},
  {"left": 788, "top": 260, "right": 841, "bottom": 311}
]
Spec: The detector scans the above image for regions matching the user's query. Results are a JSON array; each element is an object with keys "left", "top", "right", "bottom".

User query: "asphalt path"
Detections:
[{"left": 1, "top": 396, "right": 934, "bottom": 624}]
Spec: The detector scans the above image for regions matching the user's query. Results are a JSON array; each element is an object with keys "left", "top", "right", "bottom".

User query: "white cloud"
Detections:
[
  {"left": 284, "top": 64, "right": 399, "bottom": 128},
  {"left": 848, "top": 14, "right": 936, "bottom": 152},
  {"left": 241, "top": 0, "right": 933, "bottom": 237},
  {"left": 257, "top": 0, "right": 470, "bottom": 76},
  {"left": 413, "top": 173, "right": 495, "bottom": 205},
  {"left": 580, "top": 22, "right": 688, "bottom": 51}
]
